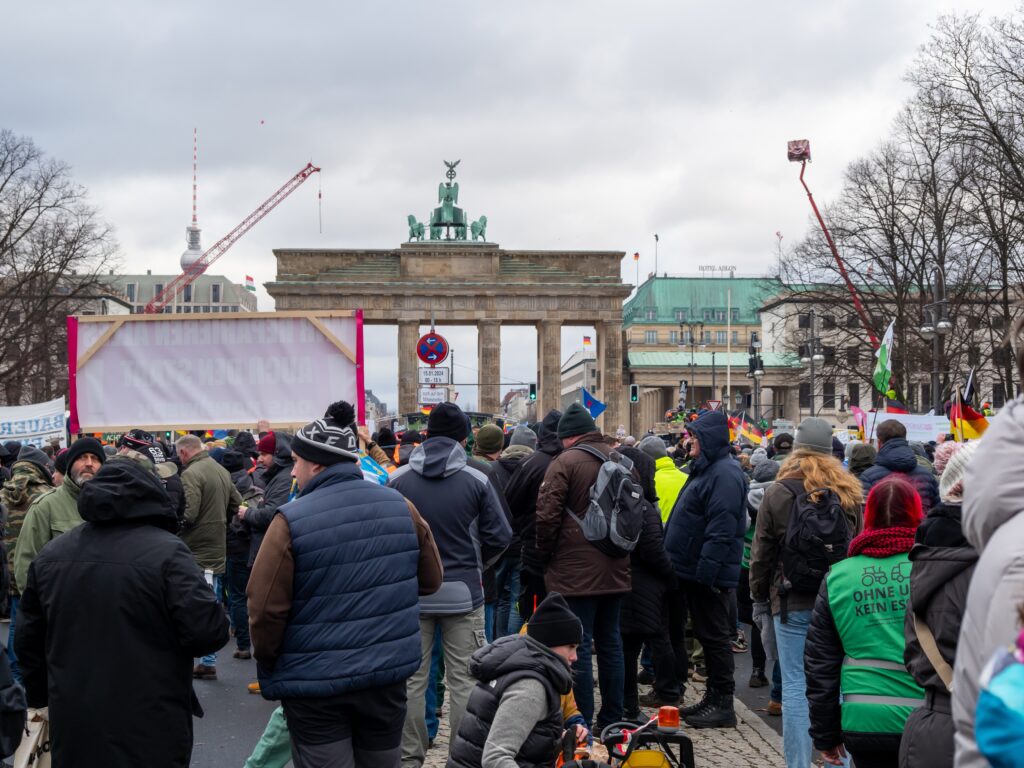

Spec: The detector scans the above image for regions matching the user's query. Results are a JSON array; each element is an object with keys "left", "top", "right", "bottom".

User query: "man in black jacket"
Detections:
[
  {"left": 15, "top": 456, "right": 228, "bottom": 768},
  {"left": 503, "top": 410, "right": 562, "bottom": 623},
  {"left": 239, "top": 431, "right": 294, "bottom": 567},
  {"left": 860, "top": 420, "right": 940, "bottom": 512}
]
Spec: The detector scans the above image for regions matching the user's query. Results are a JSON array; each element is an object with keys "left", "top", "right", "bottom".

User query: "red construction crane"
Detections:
[{"left": 143, "top": 162, "right": 321, "bottom": 314}]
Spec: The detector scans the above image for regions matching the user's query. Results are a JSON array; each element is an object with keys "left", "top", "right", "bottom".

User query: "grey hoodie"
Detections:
[{"left": 953, "top": 396, "right": 1024, "bottom": 768}]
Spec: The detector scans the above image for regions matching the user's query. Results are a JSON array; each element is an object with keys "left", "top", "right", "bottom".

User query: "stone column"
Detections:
[
  {"left": 477, "top": 320, "right": 501, "bottom": 415},
  {"left": 597, "top": 321, "right": 625, "bottom": 433},
  {"left": 536, "top": 320, "right": 562, "bottom": 419},
  {"left": 397, "top": 320, "right": 420, "bottom": 415}
]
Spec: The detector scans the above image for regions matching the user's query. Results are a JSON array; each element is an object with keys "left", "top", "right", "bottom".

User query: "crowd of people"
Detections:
[{"left": 0, "top": 372, "right": 1021, "bottom": 768}]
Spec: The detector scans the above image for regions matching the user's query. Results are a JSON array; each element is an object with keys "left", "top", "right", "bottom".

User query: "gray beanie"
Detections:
[
  {"left": 794, "top": 417, "right": 833, "bottom": 455},
  {"left": 638, "top": 436, "right": 668, "bottom": 461},
  {"left": 749, "top": 448, "right": 769, "bottom": 467},
  {"left": 509, "top": 425, "right": 538, "bottom": 451},
  {"left": 752, "top": 458, "right": 780, "bottom": 483},
  {"left": 16, "top": 445, "right": 55, "bottom": 482}
]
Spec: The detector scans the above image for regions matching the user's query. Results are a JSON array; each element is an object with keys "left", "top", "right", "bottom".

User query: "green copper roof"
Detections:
[
  {"left": 623, "top": 276, "right": 784, "bottom": 326},
  {"left": 629, "top": 351, "right": 802, "bottom": 368}
]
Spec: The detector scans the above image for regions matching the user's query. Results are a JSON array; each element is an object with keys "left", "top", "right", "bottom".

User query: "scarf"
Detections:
[{"left": 848, "top": 526, "right": 917, "bottom": 558}]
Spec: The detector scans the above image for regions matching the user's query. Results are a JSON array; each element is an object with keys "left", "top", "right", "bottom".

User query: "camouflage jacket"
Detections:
[{"left": 0, "top": 461, "right": 55, "bottom": 596}]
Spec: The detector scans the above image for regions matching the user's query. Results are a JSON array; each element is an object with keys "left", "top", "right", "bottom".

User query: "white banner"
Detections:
[
  {"left": 70, "top": 313, "right": 363, "bottom": 432},
  {"left": 0, "top": 397, "right": 67, "bottom": 448},
  {"left": 866, "top": 412, "right": 951, "bottom": 444}
]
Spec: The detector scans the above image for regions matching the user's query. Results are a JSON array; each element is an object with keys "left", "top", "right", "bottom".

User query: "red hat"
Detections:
[{"left": 256, "top": 433, "right": 276, "bottom": 455}]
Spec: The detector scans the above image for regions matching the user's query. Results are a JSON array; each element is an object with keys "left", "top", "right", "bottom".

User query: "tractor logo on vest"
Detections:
[{"left": 851, "top": 561, "right": 912, "bottom": 618}]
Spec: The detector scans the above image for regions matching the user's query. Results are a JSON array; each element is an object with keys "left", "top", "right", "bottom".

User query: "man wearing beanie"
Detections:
[
  {"left": 448, "top": 593, "right": 582, "bottom": 768},
  {"left": 639, "top": 435, "right": 688, "bottom": 523},
  {"left": 860, "top": 419, "right": 940, "bottom": 513},
  {"left": 535, "top": 401, "right": 630, "bottom": 731},
  {"left": 14, "top": 437, "right": 105, "bottom": 596},
  {"left": 249, "top": 401, "right": 443, "bottom": 768},
  {"left": 663, "top": 409, "right": 747, "bottom": 728},
  {"left": 239, "top": 431, "right": 295, "bottom": 569},
  {"left": 388, "top": 402, "right": 511, "bottom": 768}
]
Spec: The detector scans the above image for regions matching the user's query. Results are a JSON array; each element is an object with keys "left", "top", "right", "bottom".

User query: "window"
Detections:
[
  {"left": 731, "top": 308, "right": 739, "bottom": 322},
  {"left": 798, "top": 313, "right": 811, "bottom": 329},
  {"left": 823, "top": 345, "right": 836, "bottom": 363},
  {"left": 183, "top": 285, "right": 193, "bottom": 303},
  {"left": 669, "top": 330, "right": 679, "bottom": 345},
  {"left": 848, "top": 382, "right": 860, "bottom": 408},
  {"left": 731, "top": 331, "right": 739, "bottom": 345},
  {"left": 822, "top": 314, "right": 836, "bottom": 329},
  {"left": 703, "top": 309, "right": 713, "bottom": 321},
  {"left": 967, "top": 316, "right": 981, "bottom": 330},
  {"left": 968, "top": 347, "right": 980, "bottom": 367},
  {"left": 231, "top": 306, "right": 239, "bottom": 312},
  {"left": 681, "top": 330, "right": 692, "bottom": 345},
  {"left": 715, "top": 310, "right": 726, "bottom": 322},
  {"left": 703, "top": 331, "right": 712, "bottom": 344},
  {"left": 799, "top": 383, "right": 811, "bottom": 409},
  {"left": 847, "top": 347, "right": 860, "bottom": 366},
  {"left": 823, "top": 381, "right": 836, "bottom": 410},
  {"left": 211, "top": 283, "right": 222, "bottom": 303},
  {"left": 200, "top": 306, "right": 210, "bottom": 312},
  {"left": 674, "top": 309, "right": 688, "bottom": 321},
  {"left": 994, "top": 383, "right": 1007, "bottom": 408},
  {"left": 645, "top": 308, "right": 657, "bottom": 321},
  {"left": 153, "top": 283, "right": 164, "bottom": 299},
  {"left": 645, "top": 330, "right": 658, "bottom": 344},
  {"left": 125, "top": 283, "right": 137, "bottom": 303},
  {"left": 846, "top": 313, "right": 859, "bottom": 329},
  {"left": 991, "top": 314, "right": 1006, "bottom": 331},
  {"left": 716, "top": 331, "right": 727, "bottom": 345}
]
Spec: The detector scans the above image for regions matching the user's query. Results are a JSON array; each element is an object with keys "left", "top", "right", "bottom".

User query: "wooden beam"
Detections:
[
  {"left": 306, "top": 316, "right": 358, "bottom": 364},
  {"left": 76, "top": 318, "right": 127, "bottom": 370}
]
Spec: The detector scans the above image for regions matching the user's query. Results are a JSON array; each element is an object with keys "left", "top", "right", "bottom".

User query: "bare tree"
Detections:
[{"left": 0, "top": 130, "right": 118, "bottom": 405}]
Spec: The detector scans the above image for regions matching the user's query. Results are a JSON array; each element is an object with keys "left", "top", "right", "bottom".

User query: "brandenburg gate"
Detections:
[{"left": 266, "top": 162, "right": 632, "bottom": 429}]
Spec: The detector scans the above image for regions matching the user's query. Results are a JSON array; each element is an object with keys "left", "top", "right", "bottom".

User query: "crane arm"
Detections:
[{"left": 144, "top": 162, "right": 321, "bottom": 314}]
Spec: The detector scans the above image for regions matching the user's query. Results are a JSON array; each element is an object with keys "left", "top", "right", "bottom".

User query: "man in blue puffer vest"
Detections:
[{"left": 248, "top": 401, "right": 444, "bottom": 768}]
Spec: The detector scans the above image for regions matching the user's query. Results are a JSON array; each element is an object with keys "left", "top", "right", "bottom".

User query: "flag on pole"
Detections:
[
  {"left": 873, "top": 320, "right": 895, "bottom": 394},
  {"left": 245, "top": 275, "right": 256, "bottom": 292},
  {"left": 633, "top": 252, "right": 640, "bottom": 262},
  {"left": 581, "top": 388, "right": 606, "bottom": 419},
  {"left": 962, "top": 367, "right": 976, "bottom": 405},
  {"left": 950, "top": 389, "right": 988, "bottom": 440},
  {"left": 583, "top": 336, "right": 592, "bottom": 346}
]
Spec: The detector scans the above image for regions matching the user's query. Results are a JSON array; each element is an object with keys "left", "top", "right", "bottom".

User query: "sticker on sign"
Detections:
[
  {"left": 418, "top": 367, "right": 451, "bottom": 385},
  {"left": 418, "top": 387, "right": 448, "bottom": 405}
]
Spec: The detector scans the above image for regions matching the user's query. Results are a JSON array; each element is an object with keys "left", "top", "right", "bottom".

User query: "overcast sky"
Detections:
[{"left": 6, "top": 0, "right": 1019, "bottom": 416}]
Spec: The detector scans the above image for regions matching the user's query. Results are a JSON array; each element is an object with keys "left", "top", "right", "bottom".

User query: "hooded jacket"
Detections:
[
  {"left": 505, "top": 411, "right": 562, "bottom": 579},
  {"left": 488, "top": 451, "right": 529, "bottom": 561},
  {"left": 664, "top": 411, "right": 747, "bottom": 589},
  {"left": 860, "top": 438, "right": 940, "bottom": 513},
  {"left": 14, "top": 458, "right": 228, "bottom": 768},
  {"left": 227, "top": 469, "right": 262, "bottom": 560},
  {"left": 13, "top": 474, "right": 85, "bottom": 594},
  {"left": 180, "top": 451, "right": 243, "bottom": 574},
  {"left": 535, "top": 432, "right": 631, "bottom": 597},
  {"left": 389, "top": 437, "right": 511, "bottom": 613},
  {"left": 0, "top": 460, "right": 54, "bottom": 597},
  {"left": 953, "top": 397, "right": 1024, "bottom": 768},
  {"left": 899, "top": 519, "right": 977, "bottom": 768},
  {"left": 242, "top": 432, "right": 294, "bottom": 567}
]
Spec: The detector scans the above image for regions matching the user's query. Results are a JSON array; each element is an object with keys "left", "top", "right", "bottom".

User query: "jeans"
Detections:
[
  {"left": 6, "top": 596, "right": 20, "bottom": 685},
  {"left": 484, "top": 603, "right": 495, "bottom": 643},
  {"left": 423, "top": 627, "right": 443, "bottom": 740},
  {"left": 565, "top": 594, "right": 625, "bottom": 732},
  {"left": 402, "top": 607, "right": 485, "bottom": 768},
  {"left": 681, "top": 582, "right": 735, "bottom": 696},
  {"left": 198, "top": 573, "right": 222, "bottom": 667},
  {"left": 492, "top": 557, "right": 522, "bottom": 638},
  {"left": 775, "top": 610, "right": 813, "bottom": 768},
  {"left": 771, "top": 661, "right": 782, "bottom": 704},
  {"left": 225, "top": 554, "right": 252, "bottom": 651}
]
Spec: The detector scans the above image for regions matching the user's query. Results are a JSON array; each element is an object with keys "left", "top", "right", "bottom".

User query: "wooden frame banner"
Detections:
[{"left": 67, "top": 310, "right": 365, "bottom": 433}]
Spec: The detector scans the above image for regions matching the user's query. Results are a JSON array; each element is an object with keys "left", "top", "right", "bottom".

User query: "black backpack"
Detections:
[
  {"left": 777, "top": 479, "right": 851, "bottom": 608},
  {"left": 566, "top": 444, "right": 645, "bottom": 559}
]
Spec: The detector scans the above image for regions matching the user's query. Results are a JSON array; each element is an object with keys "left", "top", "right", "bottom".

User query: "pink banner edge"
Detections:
[
  {"left": 66, "top": 315, "right": 79, "bottom": 436},
  {"left": 356, "top": 309, "right": 366, "bottom": 425}
]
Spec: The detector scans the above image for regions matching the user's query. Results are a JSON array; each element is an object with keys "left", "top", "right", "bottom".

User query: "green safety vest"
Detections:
[{"left": 826, "top": 552, "right": 925, "bottom": 735}]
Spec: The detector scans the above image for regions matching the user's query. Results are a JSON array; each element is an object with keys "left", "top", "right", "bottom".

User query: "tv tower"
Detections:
[{"left": 180, "top": 128, "right": 203, "bottom": 270}]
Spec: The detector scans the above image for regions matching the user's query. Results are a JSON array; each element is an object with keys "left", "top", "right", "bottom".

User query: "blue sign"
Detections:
[{"left": 416, "top": 332, "right": 450, "bottom": 365}]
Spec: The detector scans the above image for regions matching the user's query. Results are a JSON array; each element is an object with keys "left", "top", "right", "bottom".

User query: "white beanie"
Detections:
[{"left": 939, "top": 441, "right": 980, "bottom": 503}]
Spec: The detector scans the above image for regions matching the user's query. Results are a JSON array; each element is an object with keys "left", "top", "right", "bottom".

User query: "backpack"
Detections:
[
  {"left": 566, "top": 444, "right": 645, "bottom": 559},
  {"left": 777, "top": 478, "right": 851, "bottom": 604}
]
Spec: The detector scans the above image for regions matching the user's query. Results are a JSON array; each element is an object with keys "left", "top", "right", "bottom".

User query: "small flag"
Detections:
[
  {"left": 583, "top": 336, "right": 592, "bottom": 346},
  {"left": 633, "top": 252, "right": 640, "bottom": 262},
  {"left": 581, "top": 388, "right": 606, "bottom": 419},
  {"left": 950, "top": 392, "right": 988, "bottom": 440},
  {"left": 245, "top": 275, "right": 256, "bottom": 292},
  {"left": 884, "top": 398, "right": 909, "bottom": 414},
  {"left": 962, "top": 367, "right": 976, "bottom": 405},
  {"left": 873, "top": 320, "right": 895, "bottom": 394},
  {"left": 654, "top": 233, "right": 659, "bottom": 242}
]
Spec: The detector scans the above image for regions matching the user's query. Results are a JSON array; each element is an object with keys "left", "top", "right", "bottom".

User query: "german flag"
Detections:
[
  {"left": 950, "top": 400, "right": 988, "bottom": 440},
  {"left": 740, "top": 418, "right": 765, "bottom": 446},
  {"left": 884, "top": 398, "right": 909, "bottom": 414}
]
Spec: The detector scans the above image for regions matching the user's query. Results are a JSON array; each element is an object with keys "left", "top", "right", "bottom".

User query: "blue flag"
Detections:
[{"left": 581, "top": 388, "right": 607, "bottom": 419}]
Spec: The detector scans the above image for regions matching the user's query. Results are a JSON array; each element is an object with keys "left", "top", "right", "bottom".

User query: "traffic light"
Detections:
[
  {"left": 528, "top": 383, "right": 537, "bottom": 401},
  {"left": 629, "top": 384, "right": 640, "bottom": 403}
]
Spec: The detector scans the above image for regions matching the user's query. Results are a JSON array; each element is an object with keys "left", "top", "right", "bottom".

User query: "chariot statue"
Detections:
[
  {"left": 429, "top": 160, "right": 467, "bottom": 240},
  {"left": 407, "top": 215, "right": 425, "bottom": 242}
]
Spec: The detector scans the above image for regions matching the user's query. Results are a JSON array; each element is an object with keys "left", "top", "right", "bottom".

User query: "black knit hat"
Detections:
[
  {"left": 65, "top": 437, "right": 106, "bottom": 473},
  {"left": 222, "top": 450, "right": 248, "bottom": 473},
  {"left": 293, "top": 401, "right": 360, "bottom": 466},
  {"left": 527, "top": 592, "right": 583, "bottom": 648},
  {"left": 557, "top": 402, "right": 597, "bottom": 439},
  {"left": 16, "top": 445, "right": 54, "bottom": 483},
  {"left": 426, "top": 402, "right": 468, "bottom": 442}
]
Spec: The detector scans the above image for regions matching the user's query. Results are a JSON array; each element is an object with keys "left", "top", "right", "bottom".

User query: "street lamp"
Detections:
[
  {"left": 800, "top": 310, "right": 824, "bottom": 416},
  {"left": 679, "top": 320, "right": 705, "bottom": 409},
  {"left": 748, "top": 331, "right": 764, "bottom": 421},
  {"left": 919, "top": 268, "right": 952, "bottom": 413}
]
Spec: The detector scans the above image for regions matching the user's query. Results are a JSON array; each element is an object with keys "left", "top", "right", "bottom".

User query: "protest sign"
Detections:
[{"left": 0, "top": 398, "right": 67, "bottom": 447}]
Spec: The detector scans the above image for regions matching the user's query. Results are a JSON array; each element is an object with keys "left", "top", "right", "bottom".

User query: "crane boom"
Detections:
[{"left": 144, "top": 162, "right": 321, "bottom": 314}]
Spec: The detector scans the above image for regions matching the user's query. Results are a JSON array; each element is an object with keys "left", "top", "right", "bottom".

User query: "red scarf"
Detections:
[{"left": 848, "top": 526, "right": 917, "bottom": 558}]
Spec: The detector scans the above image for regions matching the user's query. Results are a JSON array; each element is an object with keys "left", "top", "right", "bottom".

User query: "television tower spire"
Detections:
[{"left": 181, "top": 127, "right": 203, "bottom": 270}]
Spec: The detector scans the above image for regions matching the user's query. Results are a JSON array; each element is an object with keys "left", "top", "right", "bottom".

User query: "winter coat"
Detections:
[
  {"left": 227, "top": 469, "right": 262, "bottom": 560},
  {"left": 749, "top": 474, "right": 862, "bottom": 616},
  {"left": 619, "top": 499, "right": 675, "bottom": 635},
  {"left": 664, "top": 411, "right": 747, "bottom": 589},
  {"left": 653, "top": 455, "right": 687, "bottom": 523},
  {"left": 448, "top": 634, "right": 572, "bottom": 768},
  {"left": 742, "top": 479, "right": 772, "bottom": 570},
  {"left": 489, "top": 452, "right": 528, "bottom": 561},
  {"left": 860, "top": 438, "right": 940, "bottom": 513},
  {"left": 179, "top": 451, "right": 242, "bottom": 574},
  {"left": 505, "top": 411, "right": 562, "bottom": 579},
  {"left": 251, "top": 461, "right": 426, "bottom": 699},
  {"left": 535, "top": 432, "right": 631, "bottom": 597},
  {"left": 243, "top": 433, "right": 295, "bottom": 567},
  {"left": 389, "top": 437, "right": 511, "bottom": 613},
  {"left": 899, "top": 514, "right": 977, "bottom": 768},
  {"left": 13, "top": 475, "right": 84, "bottom": 594},
  {"left": 953, "top": 396, "right": 1024, "bottom": 768},
  {"left": 0, "top": 461, "right": 54, "bottom": 596},
  {"left": 14, "top": 458, "right": 228, "bottom": 768}
]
